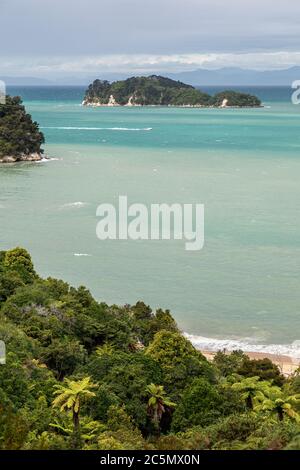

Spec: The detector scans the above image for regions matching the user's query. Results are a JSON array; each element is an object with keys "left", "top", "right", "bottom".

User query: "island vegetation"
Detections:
[
  {"left": 0, "top": 96, "right": 44, "bottom": 163},
  {"left": 83, "top": 75, "right": 262, "bottom": 108},
  {"left": 0, "top": 247, "right": 300, "bottom": 450}
]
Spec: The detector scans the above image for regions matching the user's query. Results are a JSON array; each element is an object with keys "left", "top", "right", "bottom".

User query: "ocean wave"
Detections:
[
  {"left": 60, "top": 201, "right": 88, "bottom": 209},
  {"left": 37, "top": 157, "right": 60, "bottom": 163},
  {"left": 73, "top": 253, "right": 92, "bottom": 257},
  {"left": 184, "top": 333, "right": 300, "bottom": 359},
  {"left": 41, "top": 126, "right": 152, "bottom": 132}
]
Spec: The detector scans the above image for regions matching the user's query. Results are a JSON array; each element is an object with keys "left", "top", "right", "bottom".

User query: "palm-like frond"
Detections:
[
  {"left": 52, "top": 376, "right": 97, "bottom": 412},
  {"left": 146, "top": 383, "right": 176, "bottom": 416},
  {"left": 253, "top": 388, "right": 300, "bottom": 422}
]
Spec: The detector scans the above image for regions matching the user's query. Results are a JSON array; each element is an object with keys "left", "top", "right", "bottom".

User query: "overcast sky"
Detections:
[{"left": 1, "top": 0, "right": 300, "bottom": 77}]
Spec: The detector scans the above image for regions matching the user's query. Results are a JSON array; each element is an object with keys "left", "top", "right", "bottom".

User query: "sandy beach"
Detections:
[{"left": 201, "top": 350, "right": 300, "bottom": 377}]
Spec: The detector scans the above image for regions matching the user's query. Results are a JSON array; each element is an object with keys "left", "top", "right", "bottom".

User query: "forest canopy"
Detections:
[
  {"left": 0, "top": 247, "right": 299, "bottom": 451},
  {"left": 0, "top": 96, "right": 44, "bottom": 159}
]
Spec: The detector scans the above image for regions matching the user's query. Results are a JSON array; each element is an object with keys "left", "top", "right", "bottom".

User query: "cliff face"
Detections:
[
  {"left": 0, "top": 96, "right": 45, "bottom": 163},
  {"left": 82, "top": 75, "right": 262, "bottom": 108}
]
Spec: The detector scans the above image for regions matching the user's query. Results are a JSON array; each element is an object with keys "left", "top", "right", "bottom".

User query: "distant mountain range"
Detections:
[
  {"left": 2, "top": 67, "right": 300, "bottom": 86},
  {"left": 1, "top": 76, "right": 53, "bottom": 86},
  {"left": 168, "top": 67, "right": 300, "bottom": 86}
]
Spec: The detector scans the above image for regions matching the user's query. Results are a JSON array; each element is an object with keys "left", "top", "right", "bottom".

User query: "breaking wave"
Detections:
[
  {"left": 60, "top": 201, "right": 88, "bottom": 209},
  {"left": 185, "top": 333, "right": 300, "bottom": 359},
  {"left": 73, "top": 253, "right": 92, "bottom": 257},
  {"left": 41, "top": 126, "right": 152, "bottom": 131},
  {"left": 37, "top": 157, "right": 60, "bottom": 163}
]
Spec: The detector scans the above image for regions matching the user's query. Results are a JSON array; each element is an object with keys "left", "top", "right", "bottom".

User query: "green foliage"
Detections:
[
  {"left": 52, "top": 376, "right": 97, "bottom": 415},
  {"left": 0, "top": 406, "right": 29, "bottom": 450},
  {"left": 52, "top": 376, "right": 97, "bottom": 447},
  {"left": 177, "top": 414, "right": 300, "bottom": 450},
  {"left": 0, "top": 317, "right": 39, "bottom": 361},
  {"left": 0, "top": 270, "right": 25, "bottom": 304},
  {"left": 84, "top": 76, "right": 261, "bottom": 107},
  {"left": 185, "top": 413, "right": 260, "bottom": 450},
  {"left": 41, "top": 338, "right": 87, "bottom": 379},
  {"left": 289, "top": 371, "right": 300, "bottom": 394},
  {"left": 0, "top": 96, "right": 44, "bottom": 157},
  {"left": 84, "top": 383, "right": 119, "bottom": 422},
  {"left": 146, "top": 383, "right": 176, "bottom": 434},
  {"left": 95, "top": 405, "right": 146, "bottom": 450},
  {"left": 0, "top": 246, "right": 299, "bottom": 450},
  {"left": 211, "top": 90, "right": 262, "bottom": 107},
  {"left": 2, "top": 247, "right": 37, "bottom": 284},
  {"left": 285, "top": 435, "right": 300, "bottom": 450},
  {"left": 231, "top": 376, "right": 272, "bottom": 410},
  {"left": 254, "top": 386, "right": 300, "bottom": 422},
  {"left": 146, "top": 330, "right": 215, "bottom": 398},
  {"left": 130, "top": 301, "right": 178, "bottom": 346},
  {"left": 242, "top": 419, "right": 300, "bottom": 450},
  {"left": 237, "top": 357, "right": 285, "bottom": 386},
  {"left": 213, "top": 350, "right": 246, "bottom": 377},
  {"left": 171, "top": 378, "right": 225, "bottom": 432},
  {"left": 22, "top": 431, "right": 69, "bottom": 450},
  {"left": 81, "top": 351, "right": 162, "bottom": 429}
]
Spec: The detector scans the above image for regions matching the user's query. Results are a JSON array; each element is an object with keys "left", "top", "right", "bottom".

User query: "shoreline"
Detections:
[
  {"left": 185, "top": 333, "right": 300, "bottom": 376},
  {"left": 82, "top": 101, "right": 263, "bottom": 109},
  {"left": 201, "top": 349, "right": 299, "bottom": 377},
  {"left": 185, "top": 333, "right": 300, "bottom": 359},
  {"left": 0, "top": 153, "right": 46, "bottom": 163}
]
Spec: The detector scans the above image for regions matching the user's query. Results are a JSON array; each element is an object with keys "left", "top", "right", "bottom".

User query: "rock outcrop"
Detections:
[
  {"left": 0, "top": 95, "right": 45, "bottom": 163},
  {"left": 0, "top": 152, "right": 44, "bottom": 163}
]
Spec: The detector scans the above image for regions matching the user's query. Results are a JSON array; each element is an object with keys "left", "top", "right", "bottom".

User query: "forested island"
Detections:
[
  {"left": 83, "top": 75, "right": 262, "bottom": 108},
  {"left": 1, "top": 247, "right": 300, "bottom": 450},
  {"left": 0, "top": 96, "right": 44, "bottom": 163}
]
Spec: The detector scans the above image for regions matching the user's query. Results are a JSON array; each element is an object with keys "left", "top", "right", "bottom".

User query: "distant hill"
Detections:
[
  {"left": 167, "top": 67, "right": 300, "bottom": 86},
  {"left": 2, "top": 67, "right": 300, "bottom": 87},
  {"left": 83, "top": 75, "right": 261, "bottom": 108},
  {"left": 0, "top": 76, "right": 54, "bottom": 86}
]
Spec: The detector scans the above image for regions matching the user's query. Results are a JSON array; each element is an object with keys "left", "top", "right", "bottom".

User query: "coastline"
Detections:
[
  {"left": 0, "top": 153, "right": 45, "bottom": 163},
  {"left": 185, "top": 332, "right": 300, "bottom": 376},
  {"left": 82, "top": 101, "right": 263, "bottom": 109},
  {"left": 201, "top": 350, "right": 299, "bottom": 377}
]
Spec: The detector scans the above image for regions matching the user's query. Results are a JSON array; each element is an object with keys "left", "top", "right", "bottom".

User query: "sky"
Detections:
[{"left": 1, "top": 0, "right": 300, "bottom": 78}]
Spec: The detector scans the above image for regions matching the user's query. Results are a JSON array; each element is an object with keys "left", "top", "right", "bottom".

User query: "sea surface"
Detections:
[{"left": 1, "top": 85, "right": 300, "bottom": 357}]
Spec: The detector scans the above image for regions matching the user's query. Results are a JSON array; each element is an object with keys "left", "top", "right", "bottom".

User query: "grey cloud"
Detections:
[{"left": 1, "top": 0, "right": 300, "bottom": 56}]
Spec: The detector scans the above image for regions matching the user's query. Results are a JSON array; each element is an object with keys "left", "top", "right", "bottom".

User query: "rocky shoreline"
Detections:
[
  {"left": 82, "top": 97, "right": 263, "bottom": 109},
  {"left": 0, "top": 152, "right": 45, "bottom": 163}
]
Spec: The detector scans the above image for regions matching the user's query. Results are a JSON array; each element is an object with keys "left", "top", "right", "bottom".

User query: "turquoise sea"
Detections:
[{"left": 1, "top": 86, "right": 300, "bottom": 356}]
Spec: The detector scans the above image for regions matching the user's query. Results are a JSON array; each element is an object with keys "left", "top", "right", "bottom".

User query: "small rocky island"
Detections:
[
  {"left": 82, "top": 75, "right": 262, "bottom": 108},
  {"left": 0, "top": 96, "right": 45, "bottom": 163}
]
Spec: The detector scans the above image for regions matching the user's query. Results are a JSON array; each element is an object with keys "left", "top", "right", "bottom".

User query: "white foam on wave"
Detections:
[
  {"left": 37, "top": 157, "right": 61, "bottom": 163},
  {"left": 60, "top": 201, "right": 88, "bottom": 209},
  {"left": 73, "top": 253, "right": 92, "bottom": 257},
  {"left": 41, "top": 126, "right": 152, "bottom": 132},
  {"left": 185, "top": 333, "right": 300, "bottom": 359}
]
